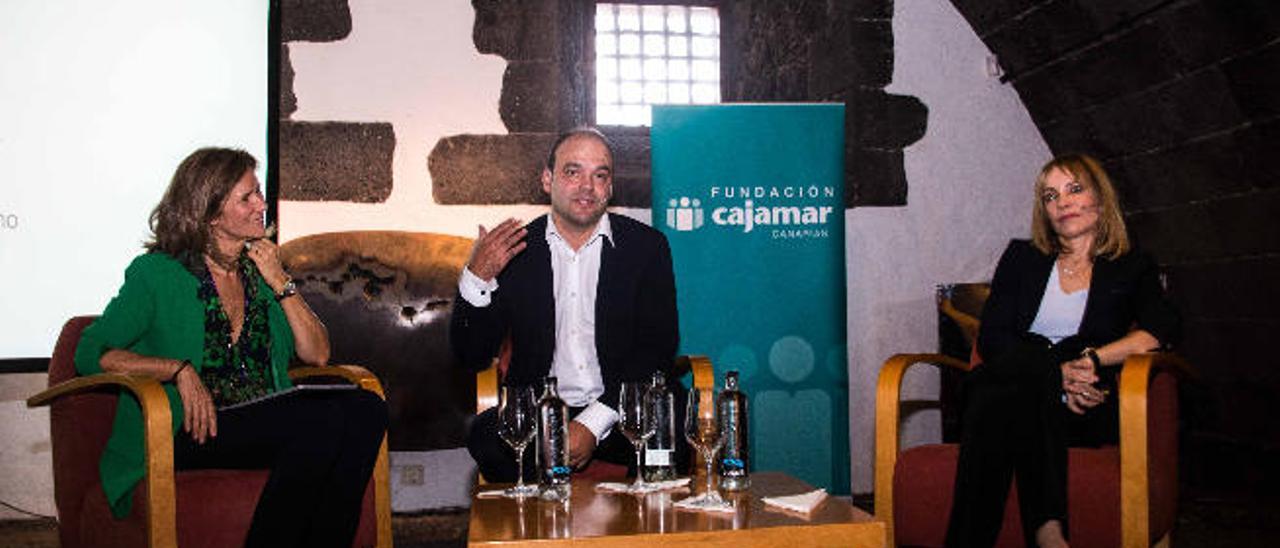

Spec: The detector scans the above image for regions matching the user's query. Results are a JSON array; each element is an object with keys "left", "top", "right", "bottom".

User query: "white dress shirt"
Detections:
[{"left": 458, "top": 214, "right": 618, "bottom": 443}]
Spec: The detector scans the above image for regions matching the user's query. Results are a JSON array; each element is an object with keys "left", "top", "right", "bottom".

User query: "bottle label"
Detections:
[
  {"left": 644, "top": 449, "right": 672, "bottom": 466},
  {"left": 721, "top": 457, "right": 745, "bottom": 472}
]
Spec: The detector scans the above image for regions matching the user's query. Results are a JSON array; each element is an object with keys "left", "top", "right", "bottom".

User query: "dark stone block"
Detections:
[
  {"left": 428, "top": 131, "right": 653, "bottom": 208},
  {"left": 1125, "top": 204, "right": 1220, "bottom": 264},
  {"left": 1086, "top": 69, "right": 1247, "bottom": 157},
  {"left": 1132, "top": 190, "right": 1279, "bottom": 264},
  {"left": 1159, "top": 0, "right": 1280, "bottom": 71},
  {"left": 832, "top": 0, "right": 893, "bottom": 20},
  {"left": 1077, "top": 0, "right": 1168, "bottom": 30},
  {"left": 1222, "top": 41, "right": 1280, "bottom": 119},
  {"left": 1011, "top": 68, "right": 1075, "bottom": 127},
  {"left": 1039, "top": 115, "right": 1102, "bottom": 158},
  {"left": 282, "top": 0, "right": 352, "bottom": 43},
  {"left": 499, "top": 61, "right": 562, "bottom": 132},
  {"left": 845, "top": 90, "right": 928, "bottom": 149},
  {"left": 1238, "top": 118, "right": 1280, "bottom": 190},
  {"left": 720, "top": 0, "right": 822, "bottom": 102},
  {"left": 281, "top": 44, "right": 296, "bottom": 119},
  {"left": 429, "top": 133, "right": 555, "bottom": 205},
  {"left": 981, "top": 0, "right": 1098, "bottom": 76},
  {"left": 280, "top": 121, "right": 395, "bottom": 202},
  {"left": 809, "top": 18, "right": 894, "bottom": 97},
  {"left": 847, "top": 147, "right": 906, "bottom": 207},
  {"left": 1042, "top": 22, "right": 1179, "bottom": 111},
  {"left": 471, "top": 0, "right": 558, "bottom": 60},
  {"left": 1164, "top": 256, "right": 1280, "bottom": 321},
  {"left": 1201, "top": 189, "right": 1280, "bottom": 258},
  {"left": 600, "top": 128, "right": 653, "bottom": 208},
  {"left": 948, "top": 0, "right": 1044, "bottom": 38},
  {"left": 1108, "top": 131, "right": 1254, "bottom": 212}
]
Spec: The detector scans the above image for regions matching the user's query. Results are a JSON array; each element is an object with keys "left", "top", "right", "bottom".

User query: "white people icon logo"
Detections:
[{"left": 665, "top": 197, "right": 704, "bottom": 231}]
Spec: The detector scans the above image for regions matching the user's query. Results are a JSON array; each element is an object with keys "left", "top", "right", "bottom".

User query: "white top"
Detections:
[
  {"left": 1028, "top": 265, "right": 1089, "bottom": 344},
  {"left": 458, "top": 214, "right": 618, "bottom": 443}
]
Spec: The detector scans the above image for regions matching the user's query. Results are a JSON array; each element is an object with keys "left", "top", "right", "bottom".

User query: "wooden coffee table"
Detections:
[{"left": 468, "top": 471, "right": 886, "bottom": 546}]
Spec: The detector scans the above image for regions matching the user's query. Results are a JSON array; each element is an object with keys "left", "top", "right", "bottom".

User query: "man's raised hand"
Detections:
[{"left": 467, "top": 218, "right": 528, "bottom": 281}]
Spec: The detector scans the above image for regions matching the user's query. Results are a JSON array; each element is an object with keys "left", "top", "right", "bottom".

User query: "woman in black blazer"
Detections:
[{"left": 945, "top": 154, "right": 1180, "bottom": 547}]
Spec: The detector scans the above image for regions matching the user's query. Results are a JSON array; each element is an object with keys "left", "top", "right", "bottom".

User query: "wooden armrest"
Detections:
[
  {"left": 476, "top": 365, "right": 498, "bottom": 415},
  {"left": 874, "top": 353, "right": 969, "bottom": 547},
  {"left": 289, "top": 364, "right": 392, "bottom": 547},
  {"left": 291, "top": 365, "right": 386, "bottom": 399},
  {"left": 1118, "top": 352, "right": 1188, "bottom": 548},
  {"left": 28, "top": 373, "right": 177, "bottom": 548}
]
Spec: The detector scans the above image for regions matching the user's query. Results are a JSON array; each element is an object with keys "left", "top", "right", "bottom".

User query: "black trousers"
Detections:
[
  {"left": 468, "top": 387, "right": 691, "bottom": 483},
  {"left": 944, "top": 343, "right": 1118, "bottom": 548},
  {"left": 174, "top": 388, "right": 388, "bottom": 548}
]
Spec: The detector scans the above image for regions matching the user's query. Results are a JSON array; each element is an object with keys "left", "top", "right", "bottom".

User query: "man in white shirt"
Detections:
[{"left": 451, "top": 128, "right": 684, "bottom": 482}]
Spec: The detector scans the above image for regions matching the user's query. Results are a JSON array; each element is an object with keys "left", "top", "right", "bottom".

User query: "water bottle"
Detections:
[
  {"left": 537, "top": 376, "right": 571, "bottom": 499},
  {"left": 717, "top": 370, "right": 750, "bottom": 491},
  {"left": 642, "top": 371, "right": 677, "bottom": 482}
]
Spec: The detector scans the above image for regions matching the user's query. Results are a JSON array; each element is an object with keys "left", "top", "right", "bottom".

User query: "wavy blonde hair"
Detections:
[{"left": 1030, "top": 153, "right": 1130, "bottom": 259}]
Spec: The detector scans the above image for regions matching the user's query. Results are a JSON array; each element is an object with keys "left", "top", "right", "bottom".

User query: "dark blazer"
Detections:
[
  {"left": 450, "top": 213, "right": 680, "bottom": 410},
  {"left": 977, "top": 239, "right": 1180, "bottom": 364}
]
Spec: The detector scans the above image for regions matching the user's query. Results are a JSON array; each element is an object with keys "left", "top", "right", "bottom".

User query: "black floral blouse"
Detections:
[{"left": 198, "top": 256, "right": 275, "bottom": 408}]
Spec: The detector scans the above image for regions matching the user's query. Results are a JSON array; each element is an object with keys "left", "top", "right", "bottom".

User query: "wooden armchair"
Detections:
[
  {"left": 875, "top": 350, "right": 1185, "bottom": 547},
  {"left": 475, "top": 352, "right": 714, "bottom": 484},
  {"left": 28, "top": 316, "right": 392, "bottom": 548}
]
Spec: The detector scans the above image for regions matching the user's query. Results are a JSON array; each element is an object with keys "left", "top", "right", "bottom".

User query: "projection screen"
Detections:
[{"left": 0, "top": 1, "right": 269, "bottom": 361}]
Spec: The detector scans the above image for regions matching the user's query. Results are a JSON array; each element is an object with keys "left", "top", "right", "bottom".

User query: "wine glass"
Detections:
[
  {"left": 681, "top": 387, "right": 730, "bottom": 509},
  {"left": 619, "top": 381, "right": 658, "bottom": 492},
  {"left": 498, "top": 384, "right": 539, "bottom": 498}
]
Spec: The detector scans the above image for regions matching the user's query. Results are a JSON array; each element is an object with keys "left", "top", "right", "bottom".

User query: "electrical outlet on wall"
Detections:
[
  {"left": 401, "top": 464, "right": 425, "bottom": 486},
  {"left": 390, "top": 449, "right": 475, "bottom": 512}
]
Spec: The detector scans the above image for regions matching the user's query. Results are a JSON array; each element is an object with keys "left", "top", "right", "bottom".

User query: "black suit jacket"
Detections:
[
  {"left": 977, "top": 239, "right": 1180, "bottom": 364},
  {"left": 450, "top": 213, "right": 680, "bottom": 410}
]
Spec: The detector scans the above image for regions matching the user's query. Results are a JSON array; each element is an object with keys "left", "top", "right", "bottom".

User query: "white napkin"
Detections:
[
  {"left": 475, "top": 489, "right": 509, "bottom": 499},
  {"left": 595, "top": 477, "right": 691, "bottom": 494},
  {"left": 672, "top": 496, "right": 738, "bottom": 514},
  {"left": 761, "top": 488, "right": 828, "bottom": 515}
]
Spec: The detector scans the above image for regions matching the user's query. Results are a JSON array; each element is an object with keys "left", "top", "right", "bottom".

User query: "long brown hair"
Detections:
[
  {"left": 145, "top": 147, "right": 257, "bottom": 270},
  {"left": 1030, "top": 153, "right": 1130, "bottom": 259}
]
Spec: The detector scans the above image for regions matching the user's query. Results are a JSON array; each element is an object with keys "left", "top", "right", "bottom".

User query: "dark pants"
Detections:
[
  {"left": 944, "top": 343, "right": 1118, "bottom": 548},
  {"left": 468, "top": 386, "right": 691, "bottom": 483},
  {"left": 174, "top": 388, "right": 388, "bottom": 548}
]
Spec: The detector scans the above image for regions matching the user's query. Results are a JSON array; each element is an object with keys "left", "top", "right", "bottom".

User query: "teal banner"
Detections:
[{"left": 651, "top": 104, "right": 848, "bottom": 494}]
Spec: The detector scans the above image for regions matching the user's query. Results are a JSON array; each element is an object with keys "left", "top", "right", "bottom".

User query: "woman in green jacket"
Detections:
[{"left": 75, "top": 147, "right": 387, "bottom": 547}]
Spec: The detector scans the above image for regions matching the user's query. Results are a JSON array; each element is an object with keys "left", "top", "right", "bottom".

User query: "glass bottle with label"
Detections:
[
  {"left": 537, "top": 376, "right": 571, "bottom": 499},
  {"left": 642, "top": 371, "right": 677, "bottom": 482},
  {"left": 717, "top": 370, "right": 750, "bottom": 491}
]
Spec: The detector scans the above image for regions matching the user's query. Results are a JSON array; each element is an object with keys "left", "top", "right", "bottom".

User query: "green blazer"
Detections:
[{"left": 74, "top": 252, "right": 295, "bottom": 518}]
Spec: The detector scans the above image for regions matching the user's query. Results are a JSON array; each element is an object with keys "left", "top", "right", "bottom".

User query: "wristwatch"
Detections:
[
  {"left": 1081, "top": 347, "right": 1102, "bottom": 369},
  {"left": 275, "top": 278, "right": 298, "bottom": 301}
]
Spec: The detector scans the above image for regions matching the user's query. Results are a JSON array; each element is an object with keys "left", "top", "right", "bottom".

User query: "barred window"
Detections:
[{"left": 595, "top": 4, "right": 721, "bottom": 126}]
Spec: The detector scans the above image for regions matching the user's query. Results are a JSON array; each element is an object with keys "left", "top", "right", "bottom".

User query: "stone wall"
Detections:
[
  {"left": 425, "top": 0, "right": 928, "bottom": 209},
  {"left": 280, "top": 0, "right": 395, "bottom": 202},
  {"left": 948, "top": 0, "right": 1280, "bottom": 495}
]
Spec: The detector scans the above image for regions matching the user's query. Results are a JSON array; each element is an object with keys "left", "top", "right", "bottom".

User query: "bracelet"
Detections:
[
  {"left": 1081, "top": 347, "right": 1102, "bottom": 369},
  {"left": 169, "top": 360, "right": 191, "bottom": 382}
]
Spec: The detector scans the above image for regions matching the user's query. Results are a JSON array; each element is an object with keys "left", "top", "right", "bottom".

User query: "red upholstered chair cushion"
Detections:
[
  {"left": 45, "top": 316, "right": 380, "bottom": 548},
  {"left": 892, "top": 369, "right": 1180, "bottom": 548},
  {"left": 74, "top": 471, "right": 378, "bottom": 548}
]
